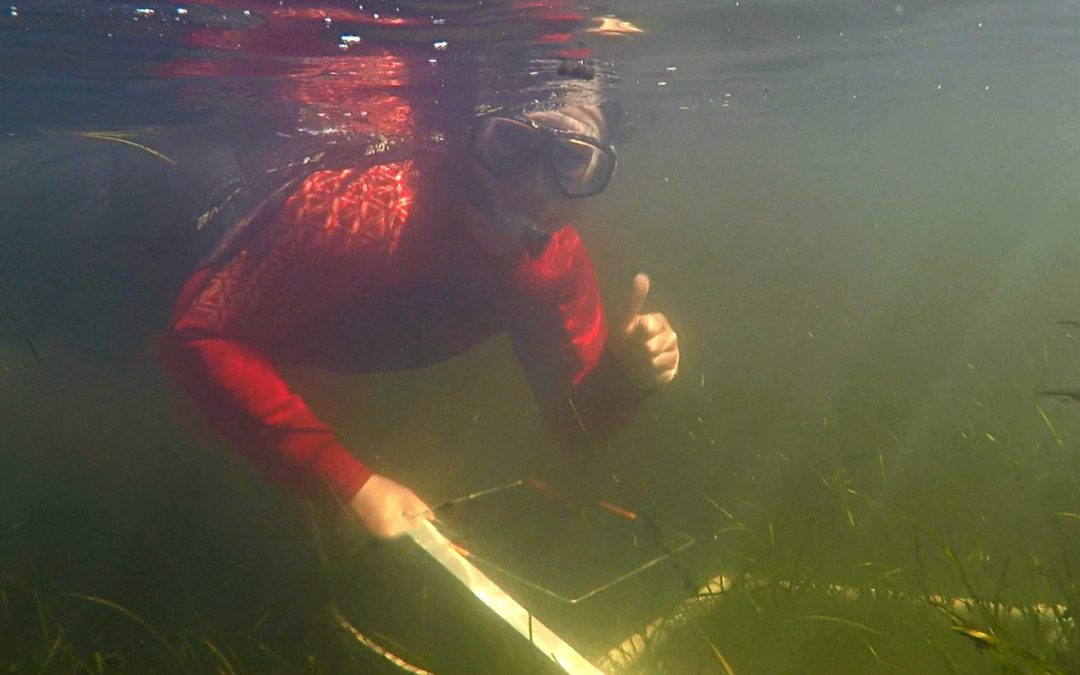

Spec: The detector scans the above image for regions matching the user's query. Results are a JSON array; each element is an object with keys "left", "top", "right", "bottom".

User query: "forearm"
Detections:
[
  {"left": 159, "top": 333, "right": 372, "bottom": 501},
  {"left": 547, "top": 347, "right": 648, "bottom": 444}
]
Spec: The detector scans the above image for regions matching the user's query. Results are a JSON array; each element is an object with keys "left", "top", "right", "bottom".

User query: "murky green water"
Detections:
[{"left": 5, "top": 0, "right": 1080, "bottom": 672}]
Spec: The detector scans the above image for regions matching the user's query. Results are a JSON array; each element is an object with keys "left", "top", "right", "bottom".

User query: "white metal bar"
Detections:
[{"left": 408, "top": 520, "right": 603, "bottom": 675}]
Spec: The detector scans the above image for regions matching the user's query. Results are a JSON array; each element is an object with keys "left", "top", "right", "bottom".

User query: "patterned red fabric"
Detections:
[
  {"left": 160, "top": 160, "right": 631, "bottom": 502},
  {"left": 162, "top": 163, "right": 418, "bottom": 499},
  {"left": 174, "top": 163, "right": 413, "bottom": 342}
]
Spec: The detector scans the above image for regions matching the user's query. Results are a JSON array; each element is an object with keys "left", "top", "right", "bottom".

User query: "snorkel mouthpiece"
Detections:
[
  {"left": 462, "top": 171, "right": 551, "bottom": 257},
  {"left": 493, "top": 207, "right": 551, "bottom": 258}
]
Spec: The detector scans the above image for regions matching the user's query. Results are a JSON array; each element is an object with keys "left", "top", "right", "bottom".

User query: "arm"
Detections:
[
  {"left": 159, "top": 164, "right": 430, "bottom": 535},
  {"left": 507, "top": 228, "right": 654, "bottom": 443},
  {"left": 159, "top": 287, "right": 372, "bottom": 500},
  {"left": 161, "top": 322, "right": 429, "bottom": 537}
]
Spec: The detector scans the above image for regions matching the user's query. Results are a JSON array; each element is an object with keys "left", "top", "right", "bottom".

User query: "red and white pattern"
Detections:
[{"left": 175, "top": 162, "right": 414, "bottom": 344}]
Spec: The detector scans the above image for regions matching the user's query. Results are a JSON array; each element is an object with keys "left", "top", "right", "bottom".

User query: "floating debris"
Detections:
[
  {"left": 1037, "top": 405, "right": 1064, "bottom": 446},
  {"left": 61, "top": 130, "right": 177, "bottom": 166}
]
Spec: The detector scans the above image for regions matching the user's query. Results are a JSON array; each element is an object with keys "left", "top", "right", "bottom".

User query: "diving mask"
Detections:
[{"left": 470, "top": 115, "right": 617, "bottom": 198}]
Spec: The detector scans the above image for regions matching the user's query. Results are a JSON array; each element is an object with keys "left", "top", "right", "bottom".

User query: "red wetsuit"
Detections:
[{"left": 159, "top": 158, "right": 638, "bottom": 502}]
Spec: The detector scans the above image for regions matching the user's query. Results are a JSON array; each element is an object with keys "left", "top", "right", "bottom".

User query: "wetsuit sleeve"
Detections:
[
  {"left": 158, "top": 164, "right": 413, "bottom": 502},
  {"left": 509, "top": 227, "right": 645, "bottom": 443}
]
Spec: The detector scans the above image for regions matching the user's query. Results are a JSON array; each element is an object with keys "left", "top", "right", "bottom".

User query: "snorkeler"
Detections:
[{"left": 159, "top": 97, "right": 678, "bottom": 539}]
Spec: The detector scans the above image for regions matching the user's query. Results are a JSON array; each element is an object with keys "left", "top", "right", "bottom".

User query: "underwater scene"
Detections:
[{"left": 4, "top": 0, "right": 1080, "bottom": 672}]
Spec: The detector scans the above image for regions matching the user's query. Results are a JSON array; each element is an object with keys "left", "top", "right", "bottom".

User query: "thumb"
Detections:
[{"left": 620, "top": 273, "right": 650, "bottom": 332}]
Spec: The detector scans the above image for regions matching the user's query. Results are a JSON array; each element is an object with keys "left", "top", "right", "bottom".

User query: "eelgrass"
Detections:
[
  {"left": 615, "top": 571, "right": 1075, "bottom": 675},
  {"left": 0, "top": 569, "right": 573, "bottom": 675},
  {"left": 68, "top": 593, "right": 187, "bottom": 670},
  {"left": 0, "top": 574, "right": 380, "bottom": 674}
]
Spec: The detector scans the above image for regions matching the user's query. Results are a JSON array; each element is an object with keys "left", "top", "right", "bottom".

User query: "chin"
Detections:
[{"left": 536, "top": 212, "right": 566, "bottom": 233}]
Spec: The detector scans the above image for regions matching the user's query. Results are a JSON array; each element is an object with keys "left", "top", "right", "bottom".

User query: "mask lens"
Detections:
[
  {"left": 473, "top": 118, "right": 543, "bottom": 174},
  {"left": 552, "top": 138, "right": 615, "bottom": 196}
]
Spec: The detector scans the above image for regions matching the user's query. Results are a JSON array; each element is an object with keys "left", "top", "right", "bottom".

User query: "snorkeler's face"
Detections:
[
  {"left": 464, "top": 106, "right": 614, "bottom": 250},
  {"left": 468, "top": 147, "right": 575, "bottom": 236}
]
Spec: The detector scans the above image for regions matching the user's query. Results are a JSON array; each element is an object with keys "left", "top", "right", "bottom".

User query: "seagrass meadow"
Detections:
[{"left": 6, "top": 0, "right": 1080, "bottom": 673}]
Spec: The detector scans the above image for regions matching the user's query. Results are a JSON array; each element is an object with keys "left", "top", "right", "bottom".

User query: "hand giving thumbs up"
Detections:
[{"left": 609, "top": 273, "right": 680, "bottom": 391}]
